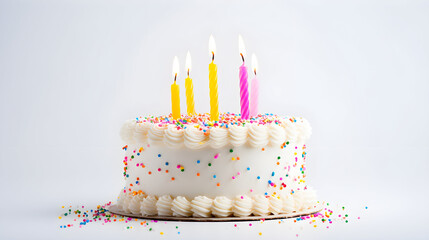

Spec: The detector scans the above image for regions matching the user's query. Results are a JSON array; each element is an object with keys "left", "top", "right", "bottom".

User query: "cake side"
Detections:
[{"left": 116, "top": 113, "right": 317, "bottom": 217}]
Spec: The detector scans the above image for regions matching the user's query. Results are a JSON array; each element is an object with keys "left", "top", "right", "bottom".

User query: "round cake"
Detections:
[{"left": 116, "top": 113, "right": 317, "bottom": 217}]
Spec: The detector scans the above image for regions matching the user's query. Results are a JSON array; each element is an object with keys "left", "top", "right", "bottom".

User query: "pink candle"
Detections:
[
  {"left": 238, "top": 35, "right": 249, "bottom": 120},
  {"left": 250, "top": 53, "right": 259, "bottom": 117},
  {"left": 239, "top": 62, "right": 250, "bottom": 120},
  {"left": 250, "top": 77, "right": 259, "bottom": 117}
]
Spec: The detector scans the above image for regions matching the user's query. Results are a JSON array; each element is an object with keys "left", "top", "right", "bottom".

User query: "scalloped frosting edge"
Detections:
[
  {"left": 116, "top": 188, "right": 318, "bottom": 218},
  {"left": 120, "top": 116, "right": 312, "bottom": 149}
]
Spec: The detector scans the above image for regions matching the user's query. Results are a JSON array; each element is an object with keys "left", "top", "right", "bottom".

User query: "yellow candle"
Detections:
[
  {"left": 185, "top": 77, "right": 195, "bottom": 115},
  {"left": 171, "top": 56, "right": 181, "bottom": 120},
  {"left": 185, "top": 51, "right": 195, "bottom": 115},
  {"left": 171, "top": 82, "right": 180, "bottom": 120},
  {"left": 208, "top": 35, "right": 219, "bottom": 121},
  {"left": 209, "top": 61, "right": 219, "bottom": 121}
]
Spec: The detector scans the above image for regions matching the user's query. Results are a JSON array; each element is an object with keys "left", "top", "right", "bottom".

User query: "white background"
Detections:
[{"left": 1, "top": 0, "right": 428, "bottom": 239}]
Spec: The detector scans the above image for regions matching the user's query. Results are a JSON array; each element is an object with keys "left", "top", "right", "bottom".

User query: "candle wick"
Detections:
[
  {"left": 212, "top": 52, "right": 215, "bottom": 61},
  {"left": 187, "top": 69, "right": 190, "bottom": 77},
  {"left": 174, "top": 73, "right": 177, "bottom": 82},
  {"left": 254, "top": 69, "right": 257, "bottom": 75},
  {"left": 240, "top": 53, "right": 245, "bottom": 63}
]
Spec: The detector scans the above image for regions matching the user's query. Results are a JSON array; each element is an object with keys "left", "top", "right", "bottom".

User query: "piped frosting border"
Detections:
[
  {"left": 117, "top": 188, "right": 317, "bottom": 218},
  {"left": 120, "top": 113, "right": 312, "bottom": 149}
]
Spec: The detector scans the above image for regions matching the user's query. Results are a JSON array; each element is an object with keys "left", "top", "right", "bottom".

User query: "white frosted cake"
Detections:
[{"left": 116, "top": 113, "right": 317, "bottom": 217}]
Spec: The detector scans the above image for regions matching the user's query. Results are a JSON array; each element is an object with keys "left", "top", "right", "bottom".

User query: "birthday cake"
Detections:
[{"left": 116, "top": 113, "right": 318, "bottom": 218}]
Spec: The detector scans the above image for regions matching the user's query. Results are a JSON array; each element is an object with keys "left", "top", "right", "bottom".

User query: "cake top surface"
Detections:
[
  {"left": 120, "top": 113, "right": 312, "bottom": 149},
  {"left": 135, "top": 113, "right": 296, "bottom": 130}
]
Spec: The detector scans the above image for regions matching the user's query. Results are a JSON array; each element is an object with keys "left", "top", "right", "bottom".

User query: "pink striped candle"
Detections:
[
  {"left": 239, "top": 62, "right": 250, "bottom": 120},
  {"left": 238, "top": 35, "right": 249, "bottom": 120}
]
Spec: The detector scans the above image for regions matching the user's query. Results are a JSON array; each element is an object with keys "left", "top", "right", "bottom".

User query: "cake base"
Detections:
[{"left": 108, "top": 204, "right": 323, "bottom": 222}]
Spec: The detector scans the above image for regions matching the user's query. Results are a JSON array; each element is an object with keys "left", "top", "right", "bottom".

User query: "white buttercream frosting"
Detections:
[
  {"left": 120, "top": 115, "right": 311, "bottom": 149},
  {"left": 118, "top": 192, "right": 317, "bottom": 217},
  {"left": 148, "top": 124, "right": 167, "bottom": 143},
  {"left": 268, "top": 123, "right": 286, "bottom": 146},
  {"left": 156, "top": 195, "right": 173, "bottom": 216},
  {"left": 140, "top": 195, "right": 158, "bottom": 216},
  {"left": 209, "top": 127, "right": 229, "bottom": 149},
  {"left": 117, "top": 114, "right": 316, "bottom": 218},
  {"left": 191, "top": 196, "right": 213, "bottom": 217},
  {"left": 120, "top": 120, "right": 136, "bottom": 144},
  {"left": 252, "top": 195, "right": 269, "bottom": 216},
  {"left": 232, "top": 195, "right": 253, "bottom": 217},
  {"left": 229, "top": 124, "right": 248, "bottom": 147},
  {"left": 269, "top": 195, "right": 283, "bottom": 215},
  {"left": 293, "top": 188, "right": 317, "bottom": 211},
  {"left": 128, "top": 194, "right": 144, "bottom": 214},
  {"left": 248, "top": 124, "right": 269, "bottom": 148},
  {"left": 300, "top": 187, "right": 318, "bottom": 210},
  {"left": 282, "top": 118, "right": 298, "bottom": 143},
  {"left": 184, "top": 126, "right": 209, "bottom": 149},
  {"left": 134, "top": 122, "right": 151, "bottom": 143},
  {"left": 282, "top": 194, "right": 295, "bottom": 213},
  {"left": 212, "top": 196, "right": 233, "bottom": 217},
  {"left": 163, "top": 125, "right": 184, "bottom": 148},
  {"left": 171, "top": 196, "right": 192, "bottom": 217},
  {"left": 122, "top": 193, "right": 133, "bottom": 213}
]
